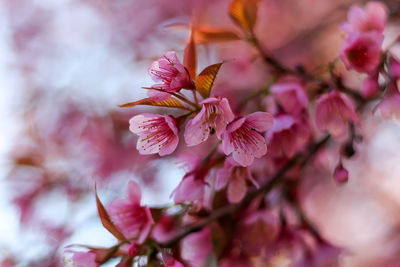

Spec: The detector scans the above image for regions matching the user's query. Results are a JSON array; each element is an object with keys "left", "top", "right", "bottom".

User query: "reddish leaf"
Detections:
[
  {"left": 119, "top": 97, "right": 185, "bottom": 109},
  {"left": 195, "top": 26, "right": 241, "bottom": 43},
  {"left": 184, "top": 25, "right": 197, "bottom": 79},
  {"left": 229, "top": 0, "right": 260, "bottom": 32},
  {"left": 95, "top": 186, "right": 126, "bottom": 241},
  {"left": 195, "top": 63, "right": 223, "bottom": 98}
]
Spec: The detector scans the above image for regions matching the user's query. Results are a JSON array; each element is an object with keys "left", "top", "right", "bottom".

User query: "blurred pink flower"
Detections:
[
  {"left": 361, "top": 71, "right": 379, "bottom": 98},
  {"left": 341, "top": 1, "right": 387, "bottom": 34},
  {"left": 374, "top": 83, "right": 400, "bottom": 119},
  {"left": 215, "top": 157, "right": 258, "bottom": 203},
  {"left": 180, "top": 227, "right": 213, "bottom": 267},
  {"left": 151, "top": 214, "right": 177, "bottom": 243},
  {"left": 71, "top": 251, "right": 98, "bottom": 267},
  {"left": 163, "top": 254, "right": 184, "bottom": 267},
  {"left": 222, "top": 112, "right": 273, "bottom": 166},
  {"left": 340, "top": 31, "right": 383, "bottom": 74},
  {"left": 295, "top": 241, "right": 343, "bottom": 267},
  {"left": 171, "top": 155, "right": 215, "bottom": 209},
  {"left": 219, "top": 254, "right": 252, "bottom": 267},
  {"left": 148, "top": 51, "right": 193, "bottom": 100},
  {"left": 315, "top": 91, "right": 359, "bottom": 137},
  {"left": 184, "top": 97, "right": 234, "bottom": 146},
  {"left": 237, "top": 210, "right": 279, "bottom": 256},
  {"left": 266, "top": 114, "right": 311, "bottom": 158},
  {"left": 108, "top": 181, "right": 154, "bottom": 244},
  {"left": 389, "top": 56, "right": 400, "bottom": 80},
  {"left": 171, "top": 172, "right": 208, "bottom": 208},
  {"left": 270, "top": 81, "right": 308, "bottom": 115},
  {"left": 127, "top": 243, "right": 140, "bottom": 257},
  {"left": 129, "top": 113, "right": 179, "bottom": 156},
  {"left": 333, "top": 162, "right": 349, "bottom": 184}
]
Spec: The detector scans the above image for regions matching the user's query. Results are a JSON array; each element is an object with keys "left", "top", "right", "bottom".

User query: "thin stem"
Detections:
[
  {"left": 192, "top": 89, "right": 199, "bottom": 105},
  {"left": 169, "top": 92, "right": 200, "bottom": 109},
  {"left": 248, "top": 34, "right": 330, "bottom": 88}
]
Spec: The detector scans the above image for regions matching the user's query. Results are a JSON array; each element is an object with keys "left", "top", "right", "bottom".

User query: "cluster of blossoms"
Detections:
[{"left": 66, "top": 1, "right": 400, "bottom": 266}]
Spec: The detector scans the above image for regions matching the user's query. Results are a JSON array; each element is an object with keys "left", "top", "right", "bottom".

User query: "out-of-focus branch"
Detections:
[{"left": 160, "top": 134, "right": 331, "bottom": 247}]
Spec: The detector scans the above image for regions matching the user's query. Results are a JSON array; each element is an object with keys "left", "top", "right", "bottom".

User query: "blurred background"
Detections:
[{"left": 0, "top": 0, "right": 400, "bottom": 266}]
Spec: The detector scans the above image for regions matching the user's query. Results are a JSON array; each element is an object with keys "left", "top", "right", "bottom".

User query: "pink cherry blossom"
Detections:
[
  {"left": 108, "top": 181, "right": 154, "bottom": 244},
  {"left": 148, "top": 51, "right": 193, "bottom": 100},
  {"left": 361, "top": 71, "right": 379, "bottom": 98},
  {"left": 71, "top": 251, "right": 98, "bottom": 267},
  {"left": 180, "top": 227, "right": 213, "bottom": 267},
  {"left": 341, "top": 1, "right": 387, "bottom": 35},
  {"left": 222, "top": 112, "right": 273, "bottom": 166},
  {"left": 215, "top": 157, "right": 258, "bottom": 203},
  {"left": 315, "top": 91, "right": 359, "bottom": 137},
  {"left": 270, "top": 81, "right": 308, "bottom": 115},
  {"left": 184, "top": 97, "right": 234, "bottom": 146},
  {"left": 340, "top": 31, "right": 383, "bottom": 74},
  {"left": 374, "top": 82, "right": 400, "bottom": 119},
  {"left": 265, "top": 114, "right": 311, "bottom": 158},
  {"left": 129, "top": 113, "right": 179, "bottom": 156}
]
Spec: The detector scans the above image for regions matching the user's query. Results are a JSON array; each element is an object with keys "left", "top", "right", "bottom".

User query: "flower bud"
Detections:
[{"left": 334, "top": 163, "right": 349, "bottom": 184}]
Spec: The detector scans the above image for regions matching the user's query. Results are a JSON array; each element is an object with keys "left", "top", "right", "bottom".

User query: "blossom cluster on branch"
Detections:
[{"left": 58, "top": 1, "right": 400, "bottom": 266}]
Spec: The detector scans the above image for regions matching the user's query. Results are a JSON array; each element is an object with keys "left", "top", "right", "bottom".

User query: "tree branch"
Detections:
[{"left": 160, "top": 134, "right": 331, "bottom": 247}]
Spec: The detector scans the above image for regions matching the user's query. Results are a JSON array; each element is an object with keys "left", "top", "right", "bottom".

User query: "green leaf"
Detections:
[{"left": 195, "top": 63, "right": 223, "bottom": 98}]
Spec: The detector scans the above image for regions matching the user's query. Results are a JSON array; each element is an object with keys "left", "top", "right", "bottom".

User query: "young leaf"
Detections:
[
  {"left": 119, "top": 97, "right": 185, "bottom": 109},
  {"left": 95, "top": 186, "right": 126, "bottom": 241},
  {"left": 195, "top": 63, "right": 223, "bottom": 98},
  {"left": 195, "top": 27, "right": 241, "bottom": 43},
  {"left": 184, "top": 25, "right": 197, "bottom": 79},
  {"left": 229, "top": 0, "right": 260, "bottom": 32}
]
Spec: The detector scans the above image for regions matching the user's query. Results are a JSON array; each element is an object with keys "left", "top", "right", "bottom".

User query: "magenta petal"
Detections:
[
  {"left": 72, "top": 252, "right": 98, "bottom": 267},
  {"left": 172, "top": 175, "right": 204, "bottom": 204},
  {"left": 215, "top": 168, "right": 230, "bottom": 190},
  {"left": 180, "top": 227, "right": 212, "bottom": 267},
  {"left": 232, "top": 149, "right": 255, "bottom": 167},
  {"left": 159, "top": 135, "right": 179, "bottom": 156},
  {"left": 129, "top": 113, "right": 157, "bottom": 135},
  {"left": 127, "top": 181, "right": 142, "bottom": 204},
  {"left": 137, "top": 208, "right": 154, "bottom": 244},
  {"left": 184, "top": 111, "right": 209, "bottom": 147},
  {"left": 227, "top": 176, "right": 247, "bottom": 203},
  {"left": 222, "top": 132, "right": 234, "bottom": 156},
  {"left": 219, "top": 98, "right": 235, "bottom": 123},
  {"left": 245, "top": 112, "right": 274, "bottom": 132}
]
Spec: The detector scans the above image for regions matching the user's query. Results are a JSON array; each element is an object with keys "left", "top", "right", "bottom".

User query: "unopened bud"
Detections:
[{"left": 334, "top": 163, "right": 349, "bottom": 184}]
